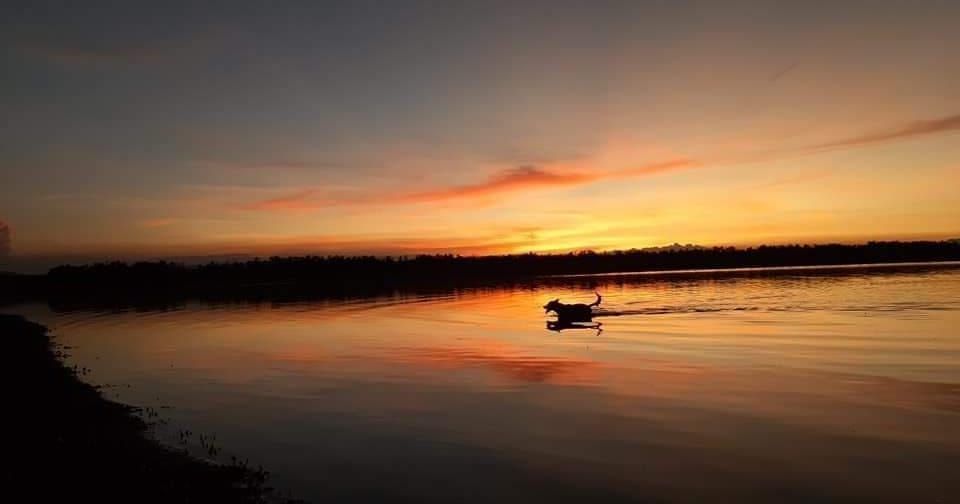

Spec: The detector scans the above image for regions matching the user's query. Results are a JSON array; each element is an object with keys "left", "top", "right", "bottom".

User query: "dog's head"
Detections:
[{"left": 543, "top": 298, "right": 562, "bottom": 314}]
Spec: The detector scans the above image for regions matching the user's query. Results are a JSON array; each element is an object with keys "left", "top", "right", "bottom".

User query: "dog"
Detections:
[{"left": 543, "top": 292, "right": 602, "bottom": 322}]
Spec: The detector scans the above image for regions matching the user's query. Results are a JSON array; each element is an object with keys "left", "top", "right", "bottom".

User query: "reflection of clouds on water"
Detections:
[
  {"left": 387, "top": 343, "right": 600, "bottom": 384},
  {"left": 14, "top": 265, "right": 960, "bottom": 503}
]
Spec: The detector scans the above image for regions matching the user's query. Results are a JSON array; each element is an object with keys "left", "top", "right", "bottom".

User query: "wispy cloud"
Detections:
[
  {"left": 140, "top": 218, "right": 177, "bottom": 229},
  {"left": 192, "top": 228, "right": 548, "bottom": 257},
  {"left": 619, "top": 159, "right": 700, "bottom": 177},
  {"left": 808, "top": 113, "right": 960, "bottom": 151},
  {"left": 241, "top": 190, "right": 326, "bottom": 213},
  {"left": 770, "top": 61, "right": 800, "bottom": 82},
  {"left": 233, "top": 110, "right": 960, "bottom": 217},
  {"left": 238, "top": 112, "right": 960, "bottom": 214},
  {"left": 193, "top": 159, "right": 342, "bottom": 174},
  {"left": 241, "top": 158, "right": 699, "bottom": 213},
  {"left": 398, "top": 165, "right": 597, "bottom": 203}
]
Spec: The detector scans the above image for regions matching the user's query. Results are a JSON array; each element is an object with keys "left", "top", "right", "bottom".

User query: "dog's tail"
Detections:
[{"left": 589, "top": 292, "right": 602, "bottom": 307}]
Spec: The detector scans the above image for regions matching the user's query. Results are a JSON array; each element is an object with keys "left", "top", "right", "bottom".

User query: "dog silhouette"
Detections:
[{"left": 543, "top": 292, "right": 601, "bottom": 322}]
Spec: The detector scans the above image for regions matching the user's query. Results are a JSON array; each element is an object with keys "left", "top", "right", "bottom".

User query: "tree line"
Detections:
[{"left": 2, "top": 240, "right": 958, "bottom": 307}]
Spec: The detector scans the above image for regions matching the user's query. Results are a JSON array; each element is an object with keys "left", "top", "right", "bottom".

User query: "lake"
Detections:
[{"left": 10, "top": 263, "right": 960, "bottom": 503}]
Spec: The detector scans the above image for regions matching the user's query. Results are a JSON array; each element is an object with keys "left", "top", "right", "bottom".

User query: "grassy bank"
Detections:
[{"left": 0, "top": 314, "right": 294, "bottom": 503}]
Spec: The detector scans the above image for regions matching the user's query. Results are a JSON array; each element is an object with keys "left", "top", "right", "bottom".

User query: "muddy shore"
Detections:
[{"left": 0, "top": 314, "right": 297, "bottom": 503}]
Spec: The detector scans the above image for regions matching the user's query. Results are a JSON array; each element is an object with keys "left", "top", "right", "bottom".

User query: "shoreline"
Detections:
[
  {"left": 5, "top": 258, "right": 960, "bottom": 311},
  {"left": 0, "top": 314, "right": 297, "bottom": 503},
  {"left": 542, "top": 259, "right": 960, "bottom": 278}
]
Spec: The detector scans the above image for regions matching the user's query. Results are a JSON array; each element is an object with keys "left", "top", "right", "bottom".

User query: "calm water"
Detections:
[{"left": 11, "top": 264, "right": 960, "bottom": 503}]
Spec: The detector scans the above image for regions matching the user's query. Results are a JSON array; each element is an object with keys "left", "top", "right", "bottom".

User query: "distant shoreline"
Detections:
[
  {"left": 2, "top": 241, "right": 959, "bottom": 308},
  {"left": 543, "top": 260, "right": 960, "bottom": 278},
  {"left": 0, "top": 314, "right": 296, "bottom": 503}
]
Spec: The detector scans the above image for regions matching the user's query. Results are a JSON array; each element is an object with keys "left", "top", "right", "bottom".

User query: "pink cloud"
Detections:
[
  {"left": 241, "top": 158, "right": 699, "bottom": 213},
  {"left": 398, "top": 165, "right": 598, "bottom": 203}
]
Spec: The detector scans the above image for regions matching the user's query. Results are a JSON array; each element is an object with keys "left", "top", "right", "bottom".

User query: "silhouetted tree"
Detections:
[{"left": 1, "top": 240, "right": 957, "bottom": 308}]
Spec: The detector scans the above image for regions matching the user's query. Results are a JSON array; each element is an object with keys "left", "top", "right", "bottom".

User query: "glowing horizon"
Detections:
[{"left": 2, "top": 2, "right": 959, "bottom": 267}]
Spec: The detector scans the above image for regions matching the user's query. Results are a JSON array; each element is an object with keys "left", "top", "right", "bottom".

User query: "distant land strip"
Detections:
[{"left": 1, "top": 240, "right": 959, "bottom": 308}]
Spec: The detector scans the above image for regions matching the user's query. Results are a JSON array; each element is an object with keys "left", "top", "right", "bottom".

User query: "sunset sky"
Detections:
[{"left": 2, "top": 1, "right": 959, "bottom": 270}]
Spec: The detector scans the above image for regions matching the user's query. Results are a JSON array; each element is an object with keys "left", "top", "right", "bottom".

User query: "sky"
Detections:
[{"left": 2, "top": 1, "right": 959, "bottom": 271}]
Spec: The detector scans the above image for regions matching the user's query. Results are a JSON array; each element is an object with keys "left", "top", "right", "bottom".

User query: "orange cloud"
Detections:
[
  {"left": 242, "top": 158, "right": 699, "bottom": 213},
  {"left": 241, "top": 189, "right": 329, "bottom": 212},
  {"left": 619, "top": 158, "right": 701, "bottom": 177},
  {"left": 397, "top": 158, "right": 699, "bottom": 204},
  {"left": 809, "top": 113, "right": 960, "bottom": 151},
  {"left": 399, "top": 165, "right": 598, "bottom": 203},
  {"left": 248, "top": 232, "right": 544, "bottom": 257}
]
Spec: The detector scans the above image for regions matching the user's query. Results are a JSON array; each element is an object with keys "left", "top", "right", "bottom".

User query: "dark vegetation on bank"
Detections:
[
  {"left": 0, "top": 314, "right": 296, "bottom": 503},
  {"left": 2, "top": 240, "right": 960, "bottom": 307}
]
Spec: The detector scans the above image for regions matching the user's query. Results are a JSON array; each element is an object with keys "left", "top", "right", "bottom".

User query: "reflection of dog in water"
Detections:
[
  {"left": 546, "top": 320, "right": 602, "bottom": 334},
  {"left": 543, "top": 292, "right": 602, "bottom": 324}
]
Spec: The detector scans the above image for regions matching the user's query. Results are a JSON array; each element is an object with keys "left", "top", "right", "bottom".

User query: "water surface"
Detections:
[{"left": 12, "top": 264, "right": 960, "bottom": 503}]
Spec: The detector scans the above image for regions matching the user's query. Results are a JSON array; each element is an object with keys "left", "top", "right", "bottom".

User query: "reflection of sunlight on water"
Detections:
[
  {"left": 10, "top": 264, "right": 960, "bottom": 503},
  {"left": 382, "top": 342, "right": 602, "bottom": 386}
]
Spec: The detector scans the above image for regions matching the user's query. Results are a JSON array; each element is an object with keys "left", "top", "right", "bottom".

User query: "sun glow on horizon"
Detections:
[{"left": 1, "top": 3, "right": 958, "bottom": 267}]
